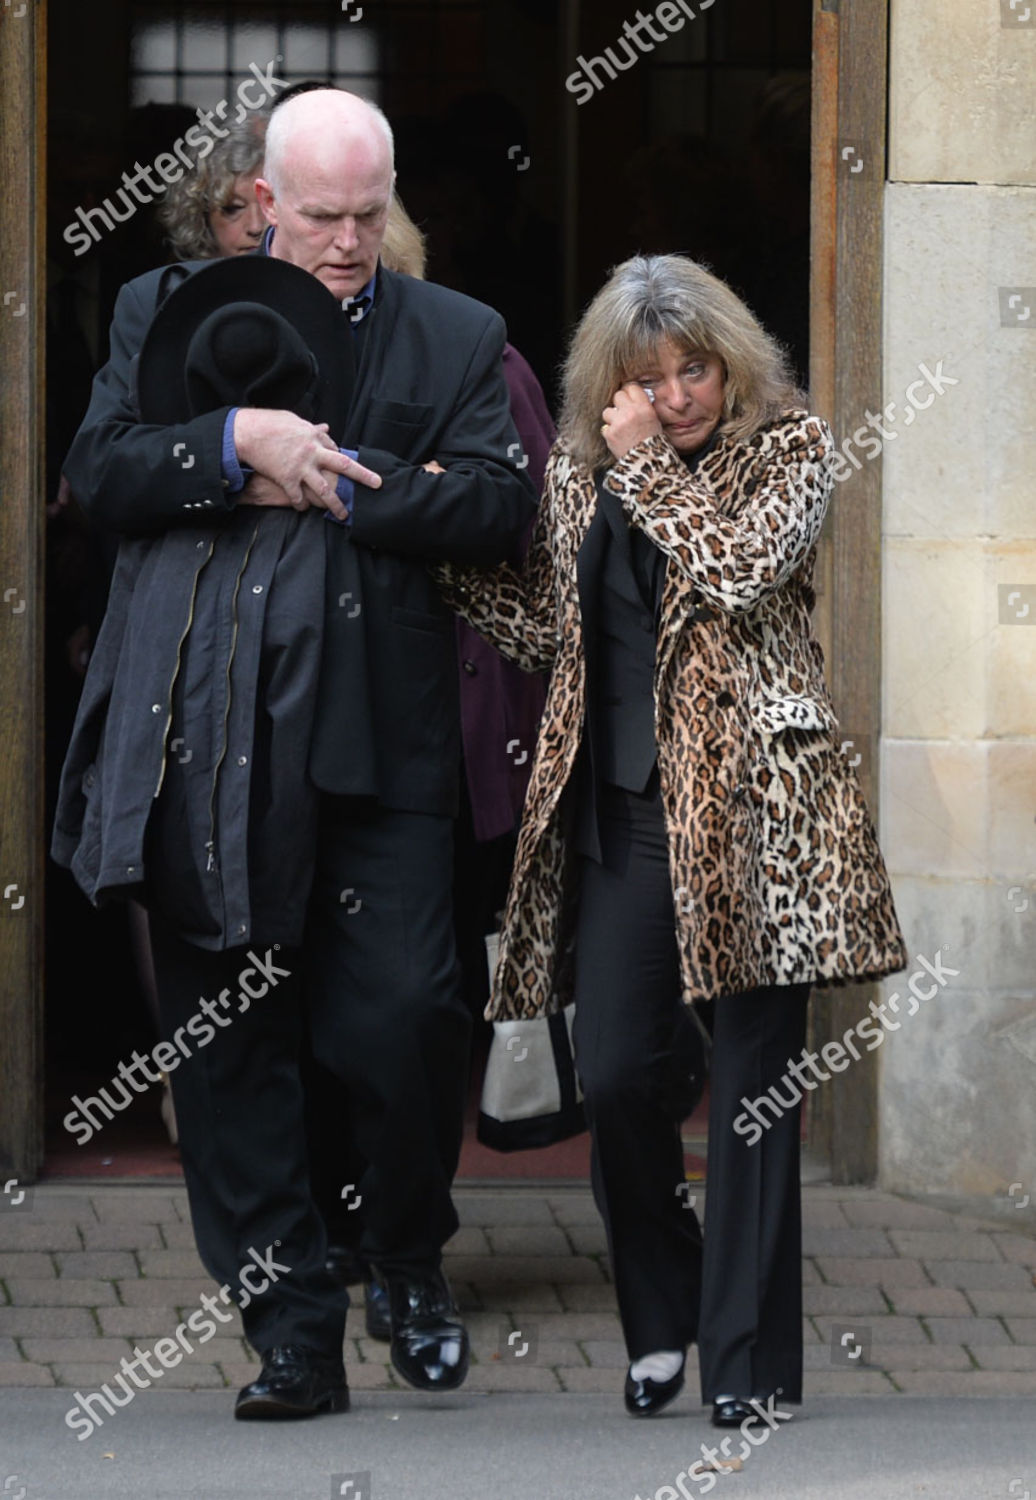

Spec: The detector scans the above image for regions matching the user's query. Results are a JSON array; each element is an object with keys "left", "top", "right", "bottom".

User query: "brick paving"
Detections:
[{"left": 0, "top": 1182, "right": 1034, "bottom": 1398}]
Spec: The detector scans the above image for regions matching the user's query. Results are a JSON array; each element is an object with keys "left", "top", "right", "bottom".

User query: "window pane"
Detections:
[
  {"left": 182, "top": 20, "right": 228, "bottom": 74},
  {"left": 132, "top": 21, "right": 176, "bottom": 73},
  {"left": 282, "top": 23, "right": 330, "bottom": 75},
  {"left": 131, "top": 73, "right": 178, "bottom": 108},
  {"left": 334, "top": 28, "right": 379, "bottom": 74},
  {"left": 231, "top": 23, "right": 280, "bottom": 72}
]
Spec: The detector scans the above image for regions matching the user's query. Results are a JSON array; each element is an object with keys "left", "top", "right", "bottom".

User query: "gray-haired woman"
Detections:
[
  {"left": 443, "top": 253, "right": 906, "bottom": 1426},
  {"left": 158, "top": 118, "right": 267, "bottom": 260}
]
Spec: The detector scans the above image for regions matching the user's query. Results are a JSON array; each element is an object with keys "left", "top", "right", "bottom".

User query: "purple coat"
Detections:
[{"left": 456, "top": 343, "right": 554, "bottom": 842}]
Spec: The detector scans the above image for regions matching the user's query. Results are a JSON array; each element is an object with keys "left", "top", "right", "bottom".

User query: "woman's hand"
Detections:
[{"left": 601, "top": 383, "right": 662, "bottom": 462}]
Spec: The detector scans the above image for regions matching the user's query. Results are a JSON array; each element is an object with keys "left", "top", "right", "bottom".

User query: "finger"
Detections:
[{"left": 331, "top": 451, "right": 383, "bottom": 491}]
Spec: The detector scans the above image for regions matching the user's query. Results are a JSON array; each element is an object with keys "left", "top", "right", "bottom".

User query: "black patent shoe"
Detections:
[
  {"left": 365, "top": 1268, "right": 391, "bottom": 1342},
  {"left": 711, "top": 1396, "right": 762, "bottom": 1428},
  {"left": 234, "top": 1345, "right": 349, "bottom": 1421},
  {"left": 386, "top": 1269, "right": 469, "bottom": 1391},
  {"left": 624, "top": 1359, "right": 686, "bottom": 1417}
]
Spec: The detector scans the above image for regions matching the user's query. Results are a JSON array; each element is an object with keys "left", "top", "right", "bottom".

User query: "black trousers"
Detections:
[
  {"left": 571, "top": 781, "right": 809, "bottom": 1400},
  {"left": 149, "top": 796, "right": 471, "bottom": 1357}
]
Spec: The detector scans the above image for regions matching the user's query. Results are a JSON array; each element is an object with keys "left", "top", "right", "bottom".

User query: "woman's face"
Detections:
[
  {"left": 630, "top": 339, "right": 726, "bottom": 455},
  {"left": 208, "top": 173, "right": 265, "bottom": 257}
]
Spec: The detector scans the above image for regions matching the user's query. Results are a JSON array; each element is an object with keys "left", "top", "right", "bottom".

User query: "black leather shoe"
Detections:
[
  {"left": 711, "top": 1396, "right": 762, "bottom": 1428},
  {"left": 386, "top": 1270, "right": 469, "bottom": 1391},
  {"left": 234, "top": 1345, "right": 349, "bottom": 1421},
  {"left": 326, "top": 1244, "right": 369, "bottom": 1287},
  {"left": 624, "top": 1359, "right": 685, "bottom": 1417},
  {"left": 365, "top": 1268, "right": 391, "bottom": 1342}
]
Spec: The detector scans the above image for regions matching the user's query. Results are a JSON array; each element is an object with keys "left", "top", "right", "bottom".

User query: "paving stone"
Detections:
[
  {"left": 801, "top": 1199, "right": 850, "bottom": 1229},
  {"left": 0, "top": 1253, "right": 55, "bottom": 1278},
  {"left": 52, "top": 1359, "right": 225, "bottom": 1389},
  {"left": 887, "top": 1288, "right": 973, "bottom": 1317},
  {"left": 447, "top": 1255, "right": 605, "bottom": 1285},
  {"left": 450, "top": 1282, "right": 484, "bottom": 1314},
  {"left": 867, "top": 1344, "right": 973, "bottom": 1371},
  {"left": 801, "top": 1228, "right": 896, "bottom": 1258},
  {"left": 463, "top": 1364, "right": 564, "bottom": 1392},
  {"left": 0, "top": 1307, "right": 99, "bottom": 1337},
  {"left": 468, "top": 1284, "right": 565, "bottom": 1314},
  {"left": 802, "top": 1285, "right": 889, "bottom": 1316},
  {"left": 0, "top": 1222, "right": 82, "bottom": 1251},
  {"left": 484, "top": 1227, "right": 575, "bottom": 1256},
  {"left": 837, "top": 1199, "right": 957, "bottom": 1230},
  {"left": 927, "top": 1260, "right": 1033, "bottom": 1291},
  {"left": 56, "top": 1251, "right": 139, "bottom": 1279},
  {"left": 522, "top": 1313, "right": 623, "bottom": 1339},
  {"left": 442, "top": 1227, "right": 491, "bottom": 1256},
  {"left": 20, "top": 1338, "right": 133, "bottom": 1364},
  {"left": 557, "top": 1285, "right": 620, "bottom": 1313},
  {"left": 967, "top": 1290, "right": 1036, "bottom": 1317},
  {"left": 158, "top": 1221, "right": 199, "bottom": 1249},
  {"left": 802, "top": 1369, "right": 895, "bottom": 1395},
  {"left": 135, "top": 1251, "right": 208, "bottom": 1279},
  {"left": 340, "top": 1361, "right": 397, "bottom": 1389},
  {"left": 815, "top": 1257, "right": 929, "bottom": 1288},
  {"left": 889, "top": 1230, "right": 1001, "bottom": 1261},
  {"left": 89, "top": 1193, "right": 184, "bottom": 1222},
  {"left": 803, "top": 1320, "right": 820, "bottom": 1344},
  {"left": 547, "top": 1195, "right": 602, "bottom": 1227},
  {"left": 0, "top": 1193, "right": 96, "bottom": 1220},
  {"left": 97, "top": 1306, "right": 212, "bottom": 1338},
  {"left": 579, "top": 1340, "right": 628, "bottom": 1370},
  {"left": 562, "top": 1225, "right": 609, "bottom": 1256},
  {"left": 1004, "top": 1318, "right": 1036, "bottom": 1344},
  {"left": 555, "top": 1366, "right": 625, "bottom": 1394},
  {"left": 970, "top": 1346, "right": 1036, "bottom": 1370},
  {"left": 0, "top": 1337, "right": 18, "bottom": 1360},
  {"left": 812, "top": 1314, "right": 928, "bottom": 1345},
  {"left": 927, "top": 1316, "right": 1009, "bottom": 1345},
  {"left": 115, "top": 1277, "right": 215, "bottom": 1307},
  {"left": 81, "top": 1223, "right": 164, "bottom": 1251},
  {"left": 454, "top": 1193, "right": 555, "bottom": 1226},
  {"left": 0, "top": 1362, "right": 55, "bottom": 1386},
  {"left": 5, "top": 1279, "right": 117, "bottom": 1307},
  {"left": 890, "top": 1370, "right": 1036, "bottom": 1395},
  {"left": 990, "top": 1232, "right": 1036, "bottom": 1267},
  {"left": 480, "top": 1339, "right": 585, "bottom": 1369}
]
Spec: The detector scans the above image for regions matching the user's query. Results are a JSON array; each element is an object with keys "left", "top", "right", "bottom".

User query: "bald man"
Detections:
[{"left": 57, "top": 89, "right": 535, "bottom": 1422}]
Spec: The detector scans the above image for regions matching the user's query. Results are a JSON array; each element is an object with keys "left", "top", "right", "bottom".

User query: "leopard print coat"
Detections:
[{"left": 440, "top": 410, "right": 907, "bottom": 1020}]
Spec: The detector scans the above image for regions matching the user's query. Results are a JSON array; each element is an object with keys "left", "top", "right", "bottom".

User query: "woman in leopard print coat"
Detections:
[{"left": 442, "top": 254, "right": 906, "bottom": 1426}]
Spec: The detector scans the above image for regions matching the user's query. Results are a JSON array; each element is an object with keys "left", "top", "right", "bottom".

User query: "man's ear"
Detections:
[{"left": 254, "top": 178, "right": 277, "bottom": 224}]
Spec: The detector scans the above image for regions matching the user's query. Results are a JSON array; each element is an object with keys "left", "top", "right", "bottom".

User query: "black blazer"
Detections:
[{"left": 64, "top": 261, "right": 536, "bottom": 821}]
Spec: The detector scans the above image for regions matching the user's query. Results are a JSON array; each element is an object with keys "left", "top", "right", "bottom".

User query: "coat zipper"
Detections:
[
  {"left": 205, "top": 522, "right": 260, "bottom": 873},
  {"left": 154, "top": 539, "right": 216, "bottom": 800}
]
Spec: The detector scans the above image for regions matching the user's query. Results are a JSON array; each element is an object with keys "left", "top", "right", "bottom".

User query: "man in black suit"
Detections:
[{"left": 57, "top": 89, "right": 535, "bottom": 1421}]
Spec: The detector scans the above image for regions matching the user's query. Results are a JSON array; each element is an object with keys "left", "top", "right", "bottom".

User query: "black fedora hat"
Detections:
[{"left": 136, "top": 256, "right": 354, "bottom": 441}]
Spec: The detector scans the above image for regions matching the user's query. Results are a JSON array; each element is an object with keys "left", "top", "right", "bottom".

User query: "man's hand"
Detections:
[
  {"left": 423, "top": 460, "right": 446, "bottom": 475},
  {"left": 601, "top": 383, "right": 662, "bottom": 462},
  {"left": 233, "top": 409, "right": 382, "bottom": 520}
]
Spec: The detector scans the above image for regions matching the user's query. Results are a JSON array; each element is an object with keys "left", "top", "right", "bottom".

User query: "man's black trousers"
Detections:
[
  {"left": 571, "top": 780, "right": 810, "bottom": 1401},
  {"left": 149, "top": 796, "right": 472, "bottom": 1358}
]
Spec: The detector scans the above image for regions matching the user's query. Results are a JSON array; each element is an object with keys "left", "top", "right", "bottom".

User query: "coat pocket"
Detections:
[{"left": 749, "top": 689, "right": 837, "bottom": 734}]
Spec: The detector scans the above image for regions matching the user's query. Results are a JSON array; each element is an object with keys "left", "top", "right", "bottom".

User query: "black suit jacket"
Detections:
[{"left": 64, "top": 260, "right": 536, "bottom": 821}]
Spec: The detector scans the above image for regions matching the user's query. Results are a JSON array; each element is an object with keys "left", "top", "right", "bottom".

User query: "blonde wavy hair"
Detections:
[
  {"left": 381, "top": 194, "right": 427, "bottom": 278},
  {"left": 559, "top": 253, "right": 803, "bottom": 471}
]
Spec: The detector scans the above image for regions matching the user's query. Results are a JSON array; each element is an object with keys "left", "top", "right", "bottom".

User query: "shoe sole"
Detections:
[{"left": 234, "top": 1387, "right": 350, "bottom": 1420}]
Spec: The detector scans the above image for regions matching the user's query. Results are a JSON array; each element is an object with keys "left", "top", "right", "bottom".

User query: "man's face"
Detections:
[{"left": 257, "top": 141, "right": 393, "bottom": 301}]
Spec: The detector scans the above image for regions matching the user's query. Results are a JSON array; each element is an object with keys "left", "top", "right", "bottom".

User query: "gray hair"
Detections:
[
  {"left": 262, "top": 89, "right": 394, "bottom": 197},
  {"left": 159, "top": 118, "right": 267, "bottom": 261},
  {"left": 558, "top": 253, "right": 803, "bottom": 471}
]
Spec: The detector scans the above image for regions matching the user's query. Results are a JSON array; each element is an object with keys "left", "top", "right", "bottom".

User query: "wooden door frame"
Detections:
[
  {"left": 0, "top": 0, "right": 46, "bottom": 1184},
  {"left": 808, "top": 0, "right": 889, "bottom": 1182}
]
